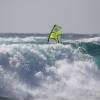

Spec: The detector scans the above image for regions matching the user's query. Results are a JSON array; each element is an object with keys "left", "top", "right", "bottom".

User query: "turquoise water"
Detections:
[{"left": 0, "top": 34, "right": 100, "bottom": 100}]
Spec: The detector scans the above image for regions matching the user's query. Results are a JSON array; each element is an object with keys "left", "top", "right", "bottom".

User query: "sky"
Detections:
[{"left": 0, "top": 0, "right": 100, "bottom": 33}]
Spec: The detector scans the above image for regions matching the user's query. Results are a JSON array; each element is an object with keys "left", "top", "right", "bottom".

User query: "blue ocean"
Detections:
[{"left": 0, "top": 33, "right": 100, "bottom": 100}]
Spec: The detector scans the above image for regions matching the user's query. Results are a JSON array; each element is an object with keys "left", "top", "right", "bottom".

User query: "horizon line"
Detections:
[{"left": 0, "top": 32, "right": 100, "bottom": 34}]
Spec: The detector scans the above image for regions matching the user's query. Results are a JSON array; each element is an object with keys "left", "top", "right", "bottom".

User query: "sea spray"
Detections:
[{"left": 0, "top": 35, "right": 100, "bottom": 100}]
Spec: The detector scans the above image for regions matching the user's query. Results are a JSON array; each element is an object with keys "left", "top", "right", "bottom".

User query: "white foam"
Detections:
[{"left": 0, "top": 43, "right": 100, "bottom": 100}]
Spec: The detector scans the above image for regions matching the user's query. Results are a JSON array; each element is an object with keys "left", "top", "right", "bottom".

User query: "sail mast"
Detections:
[{"left": 48, "top": 24, "right": 56, "bottom": 42}]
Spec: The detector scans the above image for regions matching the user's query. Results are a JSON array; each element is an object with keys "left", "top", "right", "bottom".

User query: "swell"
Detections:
[{"left": 69, "top": 42, "right": 100, "bottom": 56}]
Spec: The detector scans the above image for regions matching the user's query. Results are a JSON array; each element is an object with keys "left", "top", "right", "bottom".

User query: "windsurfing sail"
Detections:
[{"left": 48, "top": 24, "right": 63, "bottom": 43}]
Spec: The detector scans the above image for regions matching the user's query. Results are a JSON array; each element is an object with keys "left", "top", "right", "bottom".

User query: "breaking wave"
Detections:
[{"left": 0, "top": 36, "right": 100, "bottom": 100}]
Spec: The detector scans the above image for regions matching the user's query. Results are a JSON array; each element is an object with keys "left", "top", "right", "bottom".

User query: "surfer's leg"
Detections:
[
  {"left": 58, "top": 39, "right": 59, "bottom": 43},
  {"left": 57, "top": 37, "right": 60, "bottom": 43}
]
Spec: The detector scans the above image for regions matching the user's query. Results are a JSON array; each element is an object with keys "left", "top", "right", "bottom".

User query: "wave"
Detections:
[
  {"left": 0, "top": 36, "right": 100, "bottom": 100},
  {"left": 1, "top": 36, "right": 99, "bottom": 57},
  {"left": 0, "top": 35, "right": 100, "bottom": 44}
]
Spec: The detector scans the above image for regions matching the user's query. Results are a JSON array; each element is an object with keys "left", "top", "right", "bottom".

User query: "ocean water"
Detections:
[{"left": 0, "top": 33, "right": 100, "bottom": 100}]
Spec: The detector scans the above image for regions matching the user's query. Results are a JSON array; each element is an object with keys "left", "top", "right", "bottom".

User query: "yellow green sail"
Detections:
[{"left": 48, "top": 24, "right": 63, "bottom": 43}]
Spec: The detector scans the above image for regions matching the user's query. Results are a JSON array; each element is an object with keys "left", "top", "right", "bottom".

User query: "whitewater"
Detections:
[{"left": 0, "top": 34, "right": 100, "bottom": 100}]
